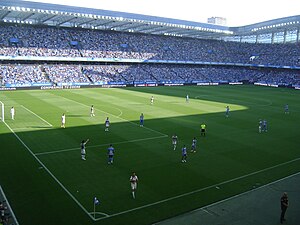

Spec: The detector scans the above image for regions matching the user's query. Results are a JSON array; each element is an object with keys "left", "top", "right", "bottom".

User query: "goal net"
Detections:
[{"left": 0, "top": 101, "right": 4, "bottom": 122}]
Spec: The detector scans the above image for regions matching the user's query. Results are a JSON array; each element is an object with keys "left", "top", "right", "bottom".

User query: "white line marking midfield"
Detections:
[{"left": 35, "top": 135, "right": 168, "bottom": 156}]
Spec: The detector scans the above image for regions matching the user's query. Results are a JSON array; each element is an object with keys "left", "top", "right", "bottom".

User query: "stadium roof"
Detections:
[{"left": 0, "top": 0, "right": 300, "bottom": 40}]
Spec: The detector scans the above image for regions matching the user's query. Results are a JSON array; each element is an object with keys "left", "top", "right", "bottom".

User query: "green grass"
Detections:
[{"left": 0, "top": 85, "right": 300, "bottom": 225}]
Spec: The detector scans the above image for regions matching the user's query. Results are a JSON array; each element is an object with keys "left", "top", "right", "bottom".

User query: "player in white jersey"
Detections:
[
  {"left": 90, "top": 105, "right": 95, "bottom": 117},
  {"left": 150, "top": 96, "right": 154, "bottom": 105},
  {"left": 80, "top": 139, "right": 89, "bottom": 160},
  {"left": 186, "top": 94, "right": 189, "bottom": 103},
  {"left": 258, "top": 119, "right": 262, "bottom": 133},
  {"left": 129, "top": 172, "right": 138, "bottom": 199},
  {"left": 172, "top": 134, "right": 178, "bottom": 150},
  {"left": 105, "top": 117, "right": 110, "bottom": 131},
  {"left": 61, "top": 113, "right": 66, "bottom": 128},
  {"left": 10, "top": 106, "right": 15, "bottom": 120}
]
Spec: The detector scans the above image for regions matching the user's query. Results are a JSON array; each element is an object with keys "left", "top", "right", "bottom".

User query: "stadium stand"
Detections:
[
  {"left": 1, "top": 25, "right": 300, "bottom": 65},
  {"left": 0, "top": 18, "right": 299, "bottom": 88}
]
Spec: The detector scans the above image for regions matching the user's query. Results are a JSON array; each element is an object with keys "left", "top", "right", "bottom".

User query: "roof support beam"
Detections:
[
  {"left": 119, "top": 23, "right": 146, "bottom": 31},
  {"left": 56, "top": 17, "right": 75, "bottom": 26},
  {"left": 0, "top": 11, "right": 10, "bottom": 20},
  {"left": 143, "top": 26, "right": 168, "bottom": 33},
  {"left": 21, "top": 13, "right": 35, "bottom": 21},
  {"left": 39, "top": 14, "right": 57, "bottom": 23},
  {"left": 137, "top": 25, "right": 160, "bottom": 32},
  {"left": 109, "top": 21, "right": 132, "bottom": 29},
  {"left": 151, "top": 27, "right": 178, "bottom": 34},
  {"left": 95, "top": 20, "right": 115, "bottom": 27},
  {"left": 76, "top": 18, "right": 96, "bottom": 26}
]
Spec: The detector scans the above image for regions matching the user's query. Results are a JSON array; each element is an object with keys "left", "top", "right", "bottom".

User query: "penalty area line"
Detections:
[
  {"left": 34, "top": 135, "right": 168, "bottom": 156},
  {"left": 21, "top": 105, "right": 53, "bottom": 127},
  {"left": 50, "top": 93, "right": 167, "bottom": 137}
]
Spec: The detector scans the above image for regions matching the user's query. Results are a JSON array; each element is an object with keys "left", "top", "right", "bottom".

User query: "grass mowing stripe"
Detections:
[
  {"left": 49, "top": 92, "right": 168, "bottom": 136},
  {"left": 21, "top": 105, "right": 53, "bottom": 127},
  {"left": 2, "top": 121, "right": 96, "bottom": 221},
  {"left": 34, "top": 135, "right": 168, "bottom": 156},
  {"left": 95, "top": 157, "right": 300, "bottom": 221}
]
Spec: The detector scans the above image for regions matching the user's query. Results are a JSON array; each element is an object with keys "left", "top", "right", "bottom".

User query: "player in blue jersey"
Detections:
[
  {"left": 225, "top": 106, "right": 230, "bottom": 117},
  {"left": 262, "top": 119, "right": 268, "bottom": 132},
  {"left": 181, "top": 145, "right": 187, "bottom": 163},
  {"left": 191, "top": 137, "right": 197, "bottom": 153},
  {"left": 172, "top": 134, "right": 178, "bottom": 150},
  {"left": 284, "top": 104, "right": 289, "bottom": 114},
  {"left": 105, "top": 117, "right": 110, "bottom": 131},
  {"left": 140, "top": 113, "right": 144, "bottom": 127},
  {"left": 107, "top": 144, "right": 115, "bottom": 164}
]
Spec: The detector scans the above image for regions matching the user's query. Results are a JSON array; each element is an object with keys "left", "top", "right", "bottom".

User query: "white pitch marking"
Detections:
[
  {"left": 4, "top": 108, "right": 300, "bottom": 222},
  {"left": 88, "top": 212, "right": 110, "bottom": 217},
  {"left": 21, "top": 105, "right": 53, "bottom": 127},
  {"left": 51, "top": 93, "right": 168, "bottom": 136},
  {"left": 34, "top": 135, "right": 168, "bottom": 156},
  {"left": 201, "top": 208, "right": 214, "bottom": 215},
  {"left": 3, "top": 121, "right": 95, "bottom": 221},
  {"left": 94, "top": 158, "right": 300, "bottom": 221},
  {"left": 179, "top": 171, "right": 300, "bottom": 217}
]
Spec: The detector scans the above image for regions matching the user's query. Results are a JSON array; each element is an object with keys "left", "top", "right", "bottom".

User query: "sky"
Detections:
[{"left": 22, "top": 0, "right": 300, "bottom": 27}]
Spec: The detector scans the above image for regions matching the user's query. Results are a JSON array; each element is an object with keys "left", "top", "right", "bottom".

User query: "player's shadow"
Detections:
[
  {"left": 67, "top": 114, "right": 85, "bottom": 118},
  {"left": 30, "top": 126, "right": 52, "bottom": 128}
]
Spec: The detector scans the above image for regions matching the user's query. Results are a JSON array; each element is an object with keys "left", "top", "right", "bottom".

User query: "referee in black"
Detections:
[{"left": 280, "top": 192, "right": 289, "bottom": 223}]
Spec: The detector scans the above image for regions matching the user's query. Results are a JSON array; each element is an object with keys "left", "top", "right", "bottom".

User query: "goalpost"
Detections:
[{"left": 0, "top": 101, "right": 4, "bottom": 122}]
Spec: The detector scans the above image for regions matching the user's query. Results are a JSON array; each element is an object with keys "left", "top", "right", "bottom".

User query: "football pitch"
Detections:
[{"left": 0, "top": 85, "right": 300, "bottom": 225}]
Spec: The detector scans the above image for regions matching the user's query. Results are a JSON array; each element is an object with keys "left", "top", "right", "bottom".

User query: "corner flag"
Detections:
[
  {"left": 93, "top": 197, "right": 100, "bottom": 219},
  {"left": 94, "top": 197, "right": 100, "bottom": 205}
]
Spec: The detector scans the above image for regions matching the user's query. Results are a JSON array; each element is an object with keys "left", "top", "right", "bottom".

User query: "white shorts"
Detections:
[{"left": 131, "top": 182, "right": 137, "bottom": 190}]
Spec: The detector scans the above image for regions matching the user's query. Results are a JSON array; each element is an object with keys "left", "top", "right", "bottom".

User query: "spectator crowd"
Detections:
[{"left": 0, "top": 25, "right": 299, "bottom": 87}]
